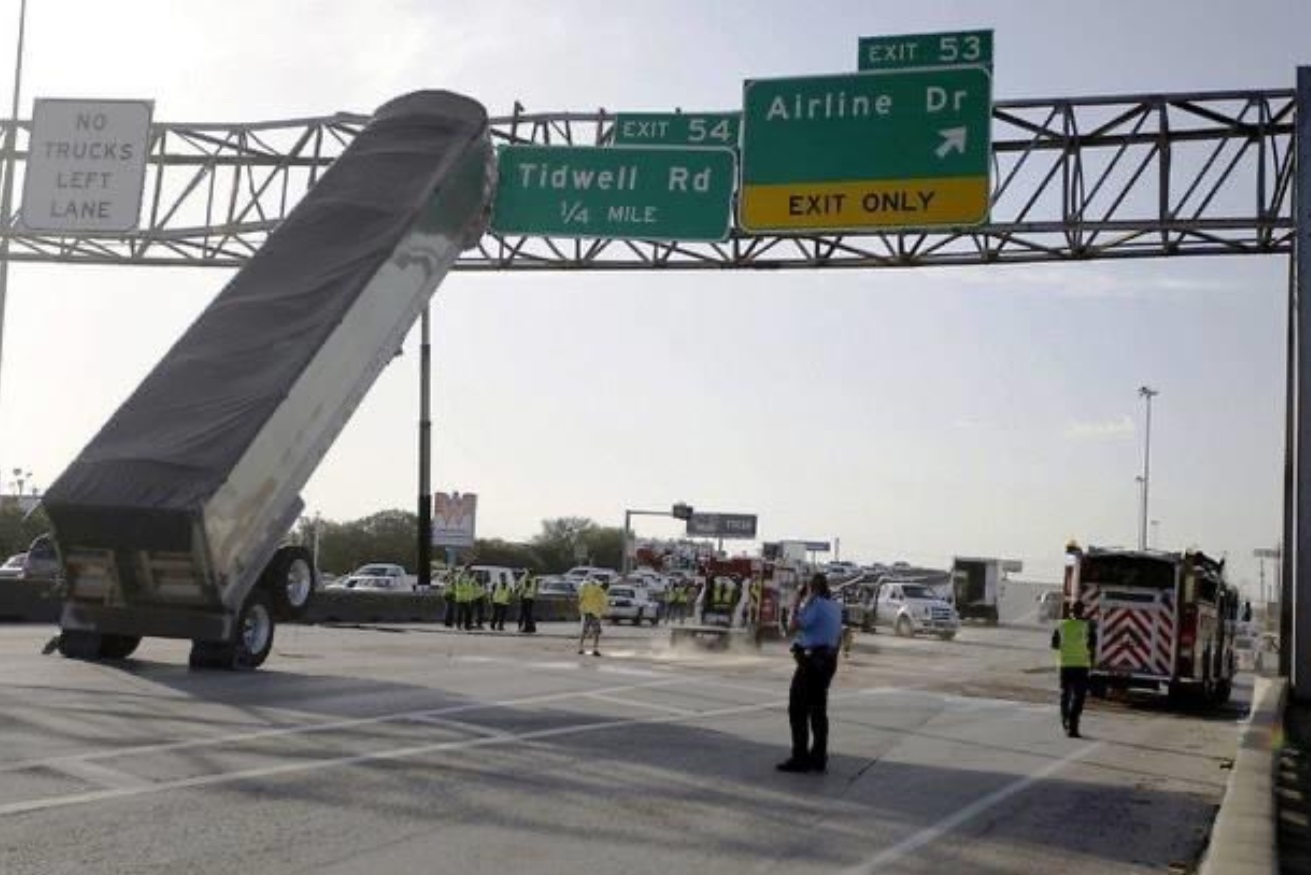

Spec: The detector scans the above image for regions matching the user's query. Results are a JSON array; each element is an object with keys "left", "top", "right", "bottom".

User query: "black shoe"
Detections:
[
  {"left": 808, "top": 756, "right": 828, "bottom": 773},
  {"left": 592, "top": 650, "right": 602, "bottom": 657},
  {"left": 776, "top": 758, "right": 809, "bottom": 773},
  {"left": 1068, "top": 728, "right": 1081, "bottom": 738}
]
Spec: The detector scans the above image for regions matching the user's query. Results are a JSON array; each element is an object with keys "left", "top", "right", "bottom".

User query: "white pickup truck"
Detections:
[{"left": 876, "top": 581, "right": 960, "bottom": 640}]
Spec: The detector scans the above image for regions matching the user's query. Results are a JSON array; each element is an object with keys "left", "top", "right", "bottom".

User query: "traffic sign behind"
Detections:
[
  {"left": 739, "top": 67, "right": 991, "bottom": 232},
  {"left": 491, "top": 145, "right": 735, "bottom": 241},
  {"left": 687, "top": 513, "right": 758, "bottom": 540},
  {"left": 859, "top": 29, "right": 993, "bottom": 71},
  {"left": 612, "top": 112, "right": 740, "bottom": 148}
]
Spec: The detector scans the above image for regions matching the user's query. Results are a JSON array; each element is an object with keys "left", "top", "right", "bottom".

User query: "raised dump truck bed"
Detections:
[{"left": 41, "top": 91, "right": 494, "bottom": 669}]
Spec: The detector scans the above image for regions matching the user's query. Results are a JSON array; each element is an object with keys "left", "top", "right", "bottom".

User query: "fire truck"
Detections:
[{"left": 1064, "top": 543, "right": 1239, "bottom": 706}]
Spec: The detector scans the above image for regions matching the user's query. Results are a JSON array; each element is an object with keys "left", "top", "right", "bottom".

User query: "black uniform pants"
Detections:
[
  {"left": 491, "top": 603, "right": 508, "bottom": 630},
  {"left": 457, "top": 601, "right": 473, "bottom": 630},
  {"left": 789, "top": 648, "right": 838, "bottom": 763},
  {"left": 519, "top": 598, "right": 536, "bottom": 632},
  {"left": 1060, "top": 667, "right": 1090, "bottom": 732},
  {"left": 475, "top": 597, "right": 486, "bottom": 627},
  {"left": 443, "top": 595, "right": 456, "bottom": 627}
]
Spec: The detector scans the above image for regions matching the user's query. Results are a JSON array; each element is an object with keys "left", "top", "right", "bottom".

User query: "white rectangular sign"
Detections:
[
  {"left": 432, "top": 491, "right": 477, "bottom": 548},
  {"left": 21, "top": 98, "right": 153, "bottom": 233}
]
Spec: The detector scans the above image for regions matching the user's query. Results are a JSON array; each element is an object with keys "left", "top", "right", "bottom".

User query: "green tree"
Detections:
[
  {"left": 470, "top": 538, "right": 542, "bottom": 571},
  {"left": 312, "top": 509, "right": 419, "bottom": 574},
  {"left": 530, "top": 517, "right": 625, "bottom": 573},
  {"left": 0, "top": 504, "right": 51, "bottom": 559}
]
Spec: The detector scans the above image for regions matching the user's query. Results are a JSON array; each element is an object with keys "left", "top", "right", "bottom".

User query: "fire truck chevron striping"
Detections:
[{"left": 1063, "top": 544, "right": 1236, "bottom": 707}]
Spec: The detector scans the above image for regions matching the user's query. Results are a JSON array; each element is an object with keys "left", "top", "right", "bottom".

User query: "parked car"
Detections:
[
  {"left": 0, "top": 553, "right": 25, "bottom": 580},
  {"left": 21, "top": 535, "right": 59, "bottom": 581},
  {"left": 537, "top": 577, "right": 578, "bottom": 598},
  {"left": 563, "top": 566, "right": 619, "bottom": 585},
  {"left": 604, "top": 585, "right": 660, "bottom": 625},
  {"left": 336, "top": 563, "right": 413, "bottom": 593}
]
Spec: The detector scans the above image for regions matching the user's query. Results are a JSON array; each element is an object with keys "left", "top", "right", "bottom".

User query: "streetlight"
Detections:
[{"left": 1138, "top": 385, "right": 1159, "bottom": 550}]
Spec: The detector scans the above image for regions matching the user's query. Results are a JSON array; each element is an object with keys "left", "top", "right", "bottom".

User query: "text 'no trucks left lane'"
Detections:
[{"left": 491, "top": 145, "right": 735, "bottom": 242}]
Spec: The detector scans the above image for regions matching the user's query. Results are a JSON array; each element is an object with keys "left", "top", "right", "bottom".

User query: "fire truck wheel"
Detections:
[{"left": 97, "top": 635, "right": 141, "bottom": 660}]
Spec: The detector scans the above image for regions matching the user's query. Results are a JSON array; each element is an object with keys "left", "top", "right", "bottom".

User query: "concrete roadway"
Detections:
[{"left": 0, "top": 617, "right": 1246, "bottom": 875}]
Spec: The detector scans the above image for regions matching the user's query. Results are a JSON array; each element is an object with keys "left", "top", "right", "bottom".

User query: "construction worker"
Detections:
[
  {"left": 1051, "top": 599, "right": 1097, "bottom": 738},
  {"left": 474, "top": 572, "right": 488, "bottom": 629},
  {"left": 669, "top": 584, "right": 686, "bottom": 624},
  {"left": 578, "top": 577, "right": 607, "bottom": 656},
  {"left": 443, "top": 569, "right": 457, "bottom": 627},
  {"left": 778, "top": 573, "right": 842, "bottom": 774},
  {"left": 490, "top": 576, "right": 512, "bottom": 631},
  {"left": 518, "top": 571, "right": 538, "bottom": 633},
  {"left": 457, "top": 566, "right": 475, "bottom": 631}
]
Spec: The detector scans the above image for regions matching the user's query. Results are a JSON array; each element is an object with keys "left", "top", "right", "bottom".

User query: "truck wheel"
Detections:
[
  {"left": 262, "top": 545, "right": 316, "bottom": 620},
  {"left": 98, "top": 635, "right": 141, "bottom": 660},
  {"left": 57, "top": 630, "right": 103, "bottom": 660},
  {"left": 895, "top": 616, "right": 912, "bottom": 637},
  {"left": 232, "top": 589, "right": 275, "bottom": 670}
]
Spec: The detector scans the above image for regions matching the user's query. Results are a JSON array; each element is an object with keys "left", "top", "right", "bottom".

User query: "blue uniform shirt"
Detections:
[{"left": 795, "top": 596, "right": 843, "bottom": 649}]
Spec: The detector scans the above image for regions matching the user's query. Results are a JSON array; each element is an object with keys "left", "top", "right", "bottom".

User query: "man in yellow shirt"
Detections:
[{"left": 578, "top": 577, "right": 608, "bottom": 656}]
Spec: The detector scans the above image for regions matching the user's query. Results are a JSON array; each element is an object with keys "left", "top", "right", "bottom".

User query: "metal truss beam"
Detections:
[{"left": 0, "top": 89, "right": 1295, "bottom": 270}]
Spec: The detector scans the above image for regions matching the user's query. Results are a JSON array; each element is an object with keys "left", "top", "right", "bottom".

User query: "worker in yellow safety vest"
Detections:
[
  {"left": 457, "top": 567, "right": 476, "bottom": 631},
  {"left": 1050, "top": 600, "right": 1097, "bottom": 738},
  {"left": 578, "top": 577, "right": 608, "bottom": 656},
  {"left": 490, "top": 577, "right": 512, "bottom": 631},
  {"left": 518, "top": 572, "right": 538, "bottom": 633}
]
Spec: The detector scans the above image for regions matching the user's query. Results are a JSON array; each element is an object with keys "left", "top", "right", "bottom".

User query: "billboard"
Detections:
[
  {"left": 21, "top": 98, "right": 153, "bottom": 233},
  {"left": 687, "top": 512, "right": 757, "bottom": 540},
  {"left": 432, "top": 491, "right": 477, "bottom": 548}
]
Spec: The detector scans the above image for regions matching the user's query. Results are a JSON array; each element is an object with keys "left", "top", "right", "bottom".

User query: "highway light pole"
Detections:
[
  {"left": 0, "top": 0, "right": 26, "bottom": 487},
  {"left": 1138, "top": 385, "right": 1159, "bottom": 551}
]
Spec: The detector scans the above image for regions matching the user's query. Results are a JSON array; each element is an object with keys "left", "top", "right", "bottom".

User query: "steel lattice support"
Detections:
[{"left": 0, "top": 88, "right": 1296, "bottom": 269}]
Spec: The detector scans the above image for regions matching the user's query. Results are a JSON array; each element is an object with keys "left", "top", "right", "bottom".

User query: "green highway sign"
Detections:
[
  {"left": 611, "top": 112, "right": 740, "bottom": 147},
  {"left": 491, "top": 145, "right": 735, "bottom": 241},
  {"left": 859, "top": 29, "right": 993, "bottom": 71},
  {"left": 739, "top": 66, "right": 992, "bottom": 232}
]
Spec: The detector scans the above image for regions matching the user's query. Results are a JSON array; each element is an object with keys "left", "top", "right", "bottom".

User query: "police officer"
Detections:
[
  {"left": 518, "top": 572, "right": 538, "bottom": 633},
  {"left": 490, "top": 576, "right": 512, "bottom": 631},
  {"left": 777, "top": 573, "right": 842, "bottom": 774},
  {"left": 1051, "top": 600, "right": 1097, "bottom": 738}
]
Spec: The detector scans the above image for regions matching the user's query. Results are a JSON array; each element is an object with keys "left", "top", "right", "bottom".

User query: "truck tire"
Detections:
[
  {"left": 232, "top": 589, "right": 276, "bottom": 670},
  {"left": 189, "top": 641, "right": 233, "bottom": 669},
  {"left": 262, "top": 545, "right": 316, "bottom": 621},
  {"left": 98, "top": 635, "right": 141, "bottom": 660},
  {"left": 57, "top": 630, "right": 103, "bottom": 660}
]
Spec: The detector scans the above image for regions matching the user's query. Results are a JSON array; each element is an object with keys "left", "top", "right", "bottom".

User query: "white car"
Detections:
[
  {"left": 564, "top": 566, "right": 619, "bottom": 586},
  {"left": 604, "top": 585, "right": 660, "bottom": 625},
  {"left": 824, "top": 562, "right": 862, "bottom": 582},
  {"left": 338, "top": 563, "right": 413, "bottom": 593},
  {"left": 876, "top": 581, "right": 960, "bottom": 639},
  {"left": 0, "top": 553, "right": 25, "bottom": 580}
]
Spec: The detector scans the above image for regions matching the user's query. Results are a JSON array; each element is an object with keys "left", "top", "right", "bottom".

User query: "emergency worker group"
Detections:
[{"left": 442, "top": 566, "right": 539, "bottom": 634}]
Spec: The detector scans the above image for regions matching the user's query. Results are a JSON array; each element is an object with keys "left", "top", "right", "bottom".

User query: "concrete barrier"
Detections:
[
  {"left": 0, "top": 579, "right": 61, "bottom": 623},
  {"left": 303, "top": 591, "right": 580, "bottom": 625},
  {"left": 1199, "top": 675, "right": 1286, "bottom": 875}
]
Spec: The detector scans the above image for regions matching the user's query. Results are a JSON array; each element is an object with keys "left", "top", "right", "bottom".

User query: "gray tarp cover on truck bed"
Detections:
[{"left": 44, "top": 91, "right": 487, "bottom": 515}]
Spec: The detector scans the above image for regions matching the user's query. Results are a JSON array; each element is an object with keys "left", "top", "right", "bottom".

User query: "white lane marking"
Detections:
[
  {"left": 403, "top": 715, "right": 514, "bottom": 739},
  {"left": 586, "top": 692, "right": 695, "bottom": 716},
  {"left": 0, "top": 688, "right": 883, "bottom": 818},
  {"left": 835, "top": 742, "right": 1105, "bottom": 875},
  {"left": 0, "top": 677, "right": 685, "bottom": 776},
  {"left": 44, "top": 759, "right": 153, "bottom": 792}
]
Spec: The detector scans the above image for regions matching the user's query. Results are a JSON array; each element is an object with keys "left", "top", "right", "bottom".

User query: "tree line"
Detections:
[{"left": 0, "top": 505, "right": 623, "bottom": 576}]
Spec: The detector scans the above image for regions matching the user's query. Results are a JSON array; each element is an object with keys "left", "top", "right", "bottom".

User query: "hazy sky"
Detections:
[{"left": 0, "top": 0, "right": 1305, "bottom": 591}]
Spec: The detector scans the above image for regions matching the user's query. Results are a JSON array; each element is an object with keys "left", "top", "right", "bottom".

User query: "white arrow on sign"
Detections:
[{"left": 935, "top": 127, "right": 967, "bottom": 159}]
